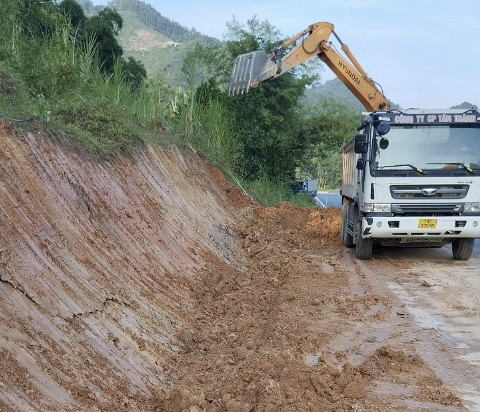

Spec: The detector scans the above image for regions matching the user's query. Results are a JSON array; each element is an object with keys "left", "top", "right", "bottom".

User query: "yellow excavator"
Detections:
[{"left": 228, "top": 22, "right": 388, "bottom": 111}]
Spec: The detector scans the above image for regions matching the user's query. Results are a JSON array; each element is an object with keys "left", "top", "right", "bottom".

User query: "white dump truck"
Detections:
[{"left": 341, "top": 109, "right": 480, "bottom": 260}]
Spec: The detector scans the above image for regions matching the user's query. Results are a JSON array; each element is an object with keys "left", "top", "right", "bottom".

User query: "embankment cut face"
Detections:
[{"left": 0, "top": 123, "right": 238, "bottom": 410}]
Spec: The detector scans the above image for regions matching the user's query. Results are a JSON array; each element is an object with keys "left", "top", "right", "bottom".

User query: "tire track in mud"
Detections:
[{"left": 366, "top": 247, "right": 480, "bottom": 410}]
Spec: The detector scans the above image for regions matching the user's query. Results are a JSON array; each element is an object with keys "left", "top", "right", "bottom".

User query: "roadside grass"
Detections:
[
  {"left": 0, "top": 13, "right": 174, "bottom": 157},
  {"left": 289, "top": 193, "right": 317, "bottom": 208},
  {"left": 240, "top": 176, "right": 290, "bottom": 206},
  {"left": 0, "top": 63, "right": 38, "bottom": 120},
  {"left": 238, "top": 175, "right": 317, "bottom": 207},
  {"left": 0, "top": 7, "right": 317, "bottom": 207},
  {"left": 175, "top": 84, "right": 318, "bottom": 208},
  {"left": 172, "top": 84, "right": 239, "bottom": 172}
]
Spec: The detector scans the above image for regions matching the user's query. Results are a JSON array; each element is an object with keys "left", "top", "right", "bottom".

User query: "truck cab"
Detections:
[{"left": 341, "top": 109, "right": 480, "bottom": 260}]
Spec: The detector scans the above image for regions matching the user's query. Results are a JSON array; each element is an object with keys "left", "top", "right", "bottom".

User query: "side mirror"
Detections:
[
  {"left": 356, "top": 159, "right": 366, "bottom": 170},
  {"left": 354, "top": 134, "right": 368, "bottom": 154},
  {"left": 375, "top": 122, "right": 390, "bottom": 136},
  {"left": 356, "top": 121, "right": 367, "bottom": 131}
]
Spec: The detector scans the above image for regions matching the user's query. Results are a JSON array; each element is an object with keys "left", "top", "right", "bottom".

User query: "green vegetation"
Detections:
[
  {"left": 177, "top": 18, "right": 316, "bottom": 182},
  {"left": 124, "top": 40, "right": 201, "bottom": 86},
  {"left": 240, "top": 176, "right": 315, "bottom": 207},
  {"left": 0, "top": 0, "right": 357, "bottom": 207},
  {"left": 0, "top": 0, "right": 157, "bottom": 156},
  {"left": 110, "top": 0, "right": 221, "bottom": 86},
  {"left": 300, "top": 99, "right": 359, "bottom": 189},
  {"left": 110, "top": 0, "right": 219, "bottom": 45},
  {"left": 174, "top": 17, "right": 355, "bottom": 201}
]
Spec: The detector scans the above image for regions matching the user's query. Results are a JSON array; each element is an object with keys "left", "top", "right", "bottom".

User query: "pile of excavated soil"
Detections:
[{"left": 0, "top": 123, "right": 463, "bottom": 411}]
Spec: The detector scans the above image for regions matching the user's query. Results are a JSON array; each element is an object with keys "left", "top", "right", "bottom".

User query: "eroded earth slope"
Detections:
[{"left": 0, "top": 123, "right": 237, "bottom": 410}]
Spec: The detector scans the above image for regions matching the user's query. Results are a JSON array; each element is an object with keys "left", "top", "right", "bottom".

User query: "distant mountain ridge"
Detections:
[
  {"left": 449, "top": 102, "right": 478, "bottom": 110},
  {"left": 305, "top": 78, "right": 474, "bottom": 112}
]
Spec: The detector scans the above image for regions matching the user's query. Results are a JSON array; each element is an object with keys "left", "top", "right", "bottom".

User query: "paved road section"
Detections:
[{"left": 315, "top": 191, "right": 342, "bottom": 208}]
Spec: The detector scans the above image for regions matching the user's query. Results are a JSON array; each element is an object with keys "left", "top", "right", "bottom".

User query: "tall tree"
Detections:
[
  {"left": 58, "top": 0, "right": 86, "bottom": 27},
  {"left": 86, "top": 7, "right": 123, "bottom": 72},
  {"left": 300, "top": 99, "right": 358, "bottom": 188},
  {"left": 225, "top": 17, "right": 316, "bottom": 181},
  {"left": 122, "top": 56, "right": 147, "bottom": 90}
]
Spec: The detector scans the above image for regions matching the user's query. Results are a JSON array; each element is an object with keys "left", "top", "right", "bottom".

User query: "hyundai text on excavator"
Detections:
[{"left": 229, "top": 22, "right": 480, "bottom": 261}]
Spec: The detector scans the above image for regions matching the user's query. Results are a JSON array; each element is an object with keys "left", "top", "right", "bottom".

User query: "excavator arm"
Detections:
[{"left": 228, "top": 22, "right": 388, "bottom": 111}]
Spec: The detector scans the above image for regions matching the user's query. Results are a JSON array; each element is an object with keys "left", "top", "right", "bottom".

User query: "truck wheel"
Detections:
[
  {"left": 341, "top": 199, "right": 354, "bottom": 247},
  {"left": 355, "top": 220, "right": 373, "bottom": 260},
  {"left": 452, "top": 238, "right": 475, "bottom": 261}
]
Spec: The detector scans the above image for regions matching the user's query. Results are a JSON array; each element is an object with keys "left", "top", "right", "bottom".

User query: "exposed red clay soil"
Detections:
[
  {"left": 0, "top": 123, "right": 463, "bottom": 411},
  {"left": 0, "top": 123, "right": 239, "bottom": 411}
]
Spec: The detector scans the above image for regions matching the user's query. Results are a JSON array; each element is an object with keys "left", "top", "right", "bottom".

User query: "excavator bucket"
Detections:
[{"left": 228, "top": 51, "right": 278, "bottom": 96}]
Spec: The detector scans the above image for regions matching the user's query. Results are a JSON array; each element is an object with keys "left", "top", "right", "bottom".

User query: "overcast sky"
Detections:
[{"left": 93, "top": 0, "right": 480, "bottom": 109}]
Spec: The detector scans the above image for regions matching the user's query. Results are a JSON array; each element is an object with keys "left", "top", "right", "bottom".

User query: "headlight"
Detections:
[
  {"left": 362, "top": 203, "right": 391, "bottom": 213},
  {"left": 464, "top": 203, "right": 480, "bottom": 214},
  {"left": 374, "top": 203, "right": 392, "bottom": 213}
]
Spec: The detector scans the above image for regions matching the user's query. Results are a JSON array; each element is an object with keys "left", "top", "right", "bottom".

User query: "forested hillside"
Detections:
[
  {"left": 304, "top": 78, "right": 365, "bottom": 113},
  {"left": 110, "top": 0, "right": 219, "bottom": 45},
  {"left": 107, "top": 0, "right": 220, "bottom": 84},
  {"left": 113, "top": 8, "right": 191, "bottom": 84}
]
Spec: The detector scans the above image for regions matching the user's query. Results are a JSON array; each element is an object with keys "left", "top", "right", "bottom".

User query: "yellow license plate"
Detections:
[{"left": 418, "top": 219, "right": 437, "bottom": 228}]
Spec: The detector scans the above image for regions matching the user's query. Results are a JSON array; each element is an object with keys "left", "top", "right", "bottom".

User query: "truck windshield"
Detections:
[{"left": 373, "top": 125, "right": 480, "bottom": 171}]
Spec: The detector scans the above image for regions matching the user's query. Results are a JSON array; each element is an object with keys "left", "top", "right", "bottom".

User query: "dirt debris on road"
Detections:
[{"left": 157, "top": 203, "right": 463, "bottom": 412}]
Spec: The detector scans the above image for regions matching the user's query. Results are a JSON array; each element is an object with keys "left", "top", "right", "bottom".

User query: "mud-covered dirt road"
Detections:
[{"left": 370, "top": 242, "right": 480, "bottom": 410}]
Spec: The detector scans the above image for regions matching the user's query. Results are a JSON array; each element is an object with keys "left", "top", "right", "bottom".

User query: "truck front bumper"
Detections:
[{"left": 362, "top": 216, "right": 480, "bottom": 239}]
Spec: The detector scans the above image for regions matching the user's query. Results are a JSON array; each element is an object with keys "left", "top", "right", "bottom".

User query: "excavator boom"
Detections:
[{"left": 229, "top": 22, "right": 388, "bottom": 111}]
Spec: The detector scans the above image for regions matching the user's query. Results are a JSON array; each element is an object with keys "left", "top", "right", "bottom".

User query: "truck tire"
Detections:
[
  {"left": 452, "top": 238, "right": 475, "bottom": 261},
  {"left": 341, "top": 199, "right": 354, "bottom": 247},
  {"left": 355, "top": 219, "right": 373, "bottom": 260}
]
